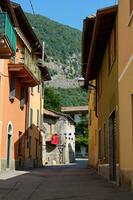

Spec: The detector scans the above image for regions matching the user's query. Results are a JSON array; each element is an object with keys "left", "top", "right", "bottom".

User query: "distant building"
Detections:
[
  {"left": 61, "top": 106, "right": 88, "bottom": 123},
  {"left": 43, "top": 109, "right": 76, "bottom": 165}
]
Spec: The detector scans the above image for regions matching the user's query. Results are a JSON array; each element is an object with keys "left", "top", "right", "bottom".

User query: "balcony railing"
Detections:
[
  {"left": 13, "top": 48, "right": 41, "bottom": 82},
  {"left": 22, "top": 48, "right": 41, "bottom": 81},
  {"left": 0, "top": 12, "right": 16, "bottom": 57}
]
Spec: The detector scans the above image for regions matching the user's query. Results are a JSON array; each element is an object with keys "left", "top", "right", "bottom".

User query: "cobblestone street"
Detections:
[{"left": 0, "top": 159, "right": 132, "bottom": 200}]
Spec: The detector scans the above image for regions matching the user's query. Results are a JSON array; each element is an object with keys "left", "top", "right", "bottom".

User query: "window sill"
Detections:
[{"left": 128, "top": 11, "right": 133, "bottom": 26}]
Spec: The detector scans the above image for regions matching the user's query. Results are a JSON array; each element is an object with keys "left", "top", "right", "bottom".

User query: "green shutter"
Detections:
[
  {"left": 9, "top": 78, "right": 15, "bottom": 101},
  {"left": 20, "top": 87, "right": 25, "bottom": 109}
]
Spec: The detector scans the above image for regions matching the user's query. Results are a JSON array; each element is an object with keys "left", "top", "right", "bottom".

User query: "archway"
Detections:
[{"left": 7, "top": 122, "right": 13, "bottom": 169}]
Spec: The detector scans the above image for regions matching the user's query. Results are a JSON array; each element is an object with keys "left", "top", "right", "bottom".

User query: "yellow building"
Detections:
[
  {"left": 118, "top": 0, "right": 133, "bottom": 187},
  {"left": 82, "top": 17, "right": 98, "bottom": 168},
  {"left": 82, "top": 6, "right": 119, "bottom": 183}
]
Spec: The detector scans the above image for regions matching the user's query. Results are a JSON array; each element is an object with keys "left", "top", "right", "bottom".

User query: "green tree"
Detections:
[{"left": 44, "top": 87, "right": 61, "bottom": 111}]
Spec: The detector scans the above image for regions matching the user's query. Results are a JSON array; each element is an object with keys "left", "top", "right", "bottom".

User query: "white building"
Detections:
[{"left": 42, "top": 109, "right": 76, "bottom": 165}]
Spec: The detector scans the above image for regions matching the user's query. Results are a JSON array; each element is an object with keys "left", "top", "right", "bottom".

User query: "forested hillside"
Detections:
[
  {"left": 26, "top": 13, "right": 82, "bottom": 79},
  {"left": 26, "top": 13, "right": 88, "bottom": 109},
  {"left": 44, "top": 87, "right": 88, "bottom": 111}
]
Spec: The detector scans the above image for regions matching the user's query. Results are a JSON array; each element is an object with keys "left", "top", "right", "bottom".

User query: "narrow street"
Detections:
[{"left": 0, "top": 159, "right": 133, "bottom": 200}]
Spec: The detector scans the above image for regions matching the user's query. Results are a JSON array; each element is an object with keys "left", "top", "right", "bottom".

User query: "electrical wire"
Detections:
[{"left": 28, "top": 0, "right": 35, "bottom": 15}]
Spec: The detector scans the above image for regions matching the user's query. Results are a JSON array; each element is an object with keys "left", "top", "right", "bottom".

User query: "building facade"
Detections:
[
  {"left": 82, "top": 6, "right": 119, "bottom": 183},
  {"left": 0, "top": 1, "right": 50, "bottom": 171},
  {"left": 83, "top": 1, "right": 133, "bottom": 188},
  {"left": 43, "top": 109, "right": 76, "bottom": 165},
  {"left": 118, "top": 0, "right": 133, "bottom": 187}
]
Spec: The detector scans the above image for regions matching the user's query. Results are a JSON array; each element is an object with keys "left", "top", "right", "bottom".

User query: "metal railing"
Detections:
[{"left": 0, "top": 12, "right": 16, "bottom": 54}]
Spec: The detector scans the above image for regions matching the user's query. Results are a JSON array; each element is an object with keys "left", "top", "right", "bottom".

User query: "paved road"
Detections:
[{"left": 0, "top": 159, "right": 133, "bottom": 200}]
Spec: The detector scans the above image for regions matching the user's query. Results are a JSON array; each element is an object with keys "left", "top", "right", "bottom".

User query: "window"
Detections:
[
  {"left": 42, "top": 82, "right": 44, "bottom": 98},
  {"left": 30, "top": 108, "right": 33, "bottom": 128},
  {"left": 20, "top": 87, "right": 25, "bottom": 109},
  {"left": 98, "top": 129, "right": 102, "bottom": 160},
  {"left": 130, "top": 0, "right": 133, "bottom": 14},
  {"left": 38, "top": 85, "right": 40, "bottom": 93},
  {"left": 18, "top": 132, "right": 22, "bottom": 156},
  {"left": 109, "top": 25, "right": 116, "bottom": 71},
  {"left": 37, "top": 109, "right": 39, "bottom": 127},
  {"left": 9, "top": 78, "right": 15, "bottom": 101},
  {"left": 103, "top": 123, "right": 107, "bottom": 160}
]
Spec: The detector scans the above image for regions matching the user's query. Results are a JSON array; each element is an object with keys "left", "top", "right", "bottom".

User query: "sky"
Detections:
[{"left": 13, "top": 0, "right": 117, "bottom": 30}]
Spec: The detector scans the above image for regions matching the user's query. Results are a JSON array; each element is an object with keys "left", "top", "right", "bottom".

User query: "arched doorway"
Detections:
[{"left": 7, "top": 122, "right": 13, "bottom": 169}]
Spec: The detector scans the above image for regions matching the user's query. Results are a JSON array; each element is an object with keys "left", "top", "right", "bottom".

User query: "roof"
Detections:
[
  {"left": 44, "top": 109, "right": 59, "bottom": 118},
  {"left": 11, "top": 2, "right": 46, "bottom": 58},
  {"left": 61, "top": 106, "right": 88, "bottom": 113},
  {"left": 44, "top": 109, "right": 76, "bottom": 125},
  {"left": 0, "top": 0, "right": 18, "bottom": 26},
  {"left": 83, "top": 5, "right": 117, "bottom": 85},
  {"left": 82, "top": 16, "right": 95, "bottom": 79}
]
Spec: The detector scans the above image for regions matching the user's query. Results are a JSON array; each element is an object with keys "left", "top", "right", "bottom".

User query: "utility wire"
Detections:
[{"left": 28, "top": 0, "right": 35, "bottom": 15}]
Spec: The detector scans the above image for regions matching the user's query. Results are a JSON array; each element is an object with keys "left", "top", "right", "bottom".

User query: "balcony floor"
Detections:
[{"left": 8, "top": 63, "right": 40, "bottom": 87}]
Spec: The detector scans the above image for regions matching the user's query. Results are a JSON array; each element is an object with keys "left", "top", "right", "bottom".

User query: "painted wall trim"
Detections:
[{"left": 119, "top": 55, "right": 133, "bottom": 82}]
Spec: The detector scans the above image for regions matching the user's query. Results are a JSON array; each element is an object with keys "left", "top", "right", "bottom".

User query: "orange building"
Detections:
[{"left": 0, "top": 1, "right": 49, "bottom": 170}]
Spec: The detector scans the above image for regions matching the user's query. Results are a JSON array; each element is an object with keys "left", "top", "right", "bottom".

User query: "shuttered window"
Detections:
[
  {"left": 20, "top": 87, "right": 25, "bottom": 109},
  {"left": 18, "top": 132, "right": 22, "bottom": 156},
  {"left": 30, "top": 108, "right": 33, "bottom": 128},
  {"left": 38, "top": 85, "right": 40, "bottom": 93},
  {"left": 37, "top": 109, "right": 39, "bottom": 127},
  {"left": 9, "top": 78, "right": 15, "bottom": 101},
  {"left": 130, "top": 0, "right": 133, "bottom": 14}
]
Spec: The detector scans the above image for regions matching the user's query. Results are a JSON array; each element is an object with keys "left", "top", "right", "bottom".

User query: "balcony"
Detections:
[
  {"left": 0, "top": 12, "right": 16, "bottom": 58},
  {"left": 8, "top": 48, "right": 41, "bottom": 87}
]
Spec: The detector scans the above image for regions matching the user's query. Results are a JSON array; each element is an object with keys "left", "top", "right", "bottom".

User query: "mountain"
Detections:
[
  {"left": 26, "top": 13, "right": 88, "bottom": 108},
  {"left": 26, "top": 13, "right": 82, "bottom": 79}
]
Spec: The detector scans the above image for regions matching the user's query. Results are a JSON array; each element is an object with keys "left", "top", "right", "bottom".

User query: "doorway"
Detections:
[
  {"left": 7, "top": 123, "right": 13, "bottom": 169},
  {"left": 109, "top": 111, "right": 116, "bottom": 181}
]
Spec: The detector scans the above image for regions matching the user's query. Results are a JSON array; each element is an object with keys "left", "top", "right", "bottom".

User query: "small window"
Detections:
[
  {"left": 20, "top": 87, "right": 25, "bottom": 109},
  {"left": 30, "top": 108, "right": 33, "bottom": 128},
  {"left": 38, "top": 85, "right": 40, "bottom": 93},
  {"left": 130, "top": 0, "right": 133, "bottom": 14},
  {"left": 109, "top": 25, "right": 116, "bottom": 71},
  {"left": 9, "top": 78, "right": 15, "bottom": 101}
]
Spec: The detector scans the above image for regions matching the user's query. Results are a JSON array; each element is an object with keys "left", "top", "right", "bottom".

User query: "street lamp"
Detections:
[{"left": 78, "top": 77, "right": 85, "bottom": 88}]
